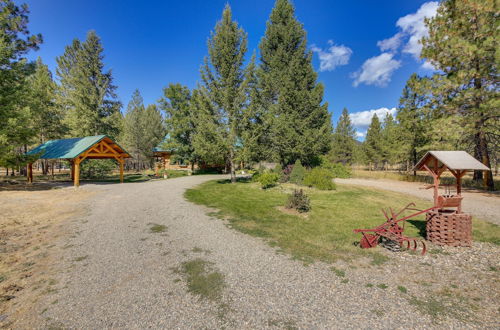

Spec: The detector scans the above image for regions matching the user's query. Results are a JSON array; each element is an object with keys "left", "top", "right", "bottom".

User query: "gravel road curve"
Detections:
[
  {"left": 17, "top": 175, "right": 489, "bottom": 329},
  {"left": 336, "top": 178, "right": 500, "bottom": 225}
]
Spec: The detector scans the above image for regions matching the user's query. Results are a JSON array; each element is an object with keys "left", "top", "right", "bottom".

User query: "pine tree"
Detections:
[
  {"left": 364, "top": 114, "right": 383, "bottom": 170},
  {"left": 159, "top": 83, "right": 197, "bottom": 168},
  {"left": 122, "top": 89, "right": 146, "bottom": 168},
  {"left": 0, "top": 0, "right": 41, "bottom": 169},
  {"left": 396, "top": 74, "right": 431, "bottom": 174},
  {"left": 239, "top": 54, "right": 267, "bottom": 165},
  {"left": 193, "top": 4, "right": 249, "bottom": 183},
  {"left": 56, "top": 31, "right": 121, "bottom": 139},
  {"left": 28, "top": 57, "right": 65, "bottom": 144},
  {"left": 380, "top": 112, "right": 402, "bottom": 169},
  {"left": 330, "top": 108, "right": 356, "bottom": 164},
  {"left": 421, "top": 0, "right": 497, "bottom": 189},
  {"left": 142, "top": 104, "right": 166, "bottom": 167},
  {"left": 258, "top": 0, "right": 332, "bottom": 166}
]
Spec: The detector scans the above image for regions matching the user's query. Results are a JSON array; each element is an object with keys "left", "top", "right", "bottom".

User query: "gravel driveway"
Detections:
[
  {"left": 17, "top": 175, "right": 497, "bottom": 329},
  {"left": 336, "top": 178, "right": 500, "bottom": 225}
]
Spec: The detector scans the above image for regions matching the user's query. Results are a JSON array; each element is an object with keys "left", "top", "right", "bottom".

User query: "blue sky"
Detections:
[{"left": 23, "top": 0, "right": 438, "bottom": 139}]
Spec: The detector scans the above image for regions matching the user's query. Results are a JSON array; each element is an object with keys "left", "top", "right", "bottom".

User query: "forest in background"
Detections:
[{"left": 0, "top": 0, "right": 498, "bottom": 188}]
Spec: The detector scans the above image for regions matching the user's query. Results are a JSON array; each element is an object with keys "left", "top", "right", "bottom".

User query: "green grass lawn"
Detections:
[{"left": 185, "top": 179, "right": 499, "bottom": 264}]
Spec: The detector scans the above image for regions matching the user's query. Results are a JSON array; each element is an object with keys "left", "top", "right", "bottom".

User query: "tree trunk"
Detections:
[
  {"left": 229, "top": 148, "right": 236, "bottom": 183},
  {"left": 412, "top": 148, "right": 417, "bottom": 176},
  {"left": 478, "top": 132, "right": 494, "bottom": 190}
]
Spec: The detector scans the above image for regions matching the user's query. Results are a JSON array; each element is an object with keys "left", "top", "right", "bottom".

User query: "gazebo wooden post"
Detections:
[
  {"left": 74, "top": 157, "right": 81, "bottom": 187},
  {"left": 70, "top": 160, "right": 75, "bottom": 180},
  {"left": 119, "top": 157, "right": 124, "bottom": 183},
  {"left": 27, "top": 162, "right": 33, "bottom": 184}
]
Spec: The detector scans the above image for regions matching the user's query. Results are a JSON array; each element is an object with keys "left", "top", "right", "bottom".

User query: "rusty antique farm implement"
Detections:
[
  {"left": 353, "top": 203, "right": 436, "bottom": 255},
  {"left": 353, "top": 151, "right": 491, "bottom": 254}
]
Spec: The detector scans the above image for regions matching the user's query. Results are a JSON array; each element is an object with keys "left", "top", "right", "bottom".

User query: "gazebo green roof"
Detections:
[
  {"left": 26, "top": 135, "right": 129, "bottom": 160},
  {"left": 153, "top": 134, "right": 174, "bottom": 153}
]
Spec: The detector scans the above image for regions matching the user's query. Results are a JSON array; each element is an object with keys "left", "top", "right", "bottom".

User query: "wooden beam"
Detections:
[{"left": 100, "top": 139, "right": 120, "bottom": 155}]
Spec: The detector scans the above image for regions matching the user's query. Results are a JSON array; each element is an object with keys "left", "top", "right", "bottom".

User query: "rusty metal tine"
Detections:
[
  {"left": 381, "top": 208, "right": 390, "bottom": 221},
  {"left": 394, "top": 202, "right": 415, "bottom": 218},
  {"left": 389, "top": 207, "right": 396, "bottom": 221},
  {"left": 421, "top": 241, "right": 427, "bottom": 255}
]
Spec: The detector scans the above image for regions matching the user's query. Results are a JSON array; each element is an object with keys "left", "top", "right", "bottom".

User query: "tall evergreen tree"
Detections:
[
  {"left": 142, "top": 104, "right": 166, "bottom": 167},
  {"left": 28, "top": 57, "right": 65, "bottom": 144},
  {"left": 421, "top": 0, "right": 498, "bottom": 189},
  {"left": 396, "top": 74, "right": 431, "bottom": 174},
  {"left": 122, "top": 89, "right": 146, "bottom": 168},
  {"left": 0, "top": 0, "right": 41, "bottom": 169},
  {"left": 258, "top": 0, "right": 332, "bottom": 166},
  {"left": 239, "top": 54, "right": 267, "bottom": 165},
  {"left": 56, "top": 31, "right": 121, "bottom": 138},
  {"left": 380, "top": 112, "right": 402, "bottom": 168},
  {"left": 159, "top": 83, "right": 197, "bottom": 169},
  {"left": 364, "top": 114, "right": 383, "bottom": 169},
  {"left": 193, "top": 4, "right": 249, "bottom": 183},
  {"left": 330, "top": 108, "right": 356, "bottom": 164}
]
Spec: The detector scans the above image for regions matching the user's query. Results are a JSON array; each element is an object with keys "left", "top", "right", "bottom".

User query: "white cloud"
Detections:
[
  {"left": 349, "top": 107, "right": 397, "bottom": 139},
  {"left": 350, "top": 107, "right": 396, "bottom": 128},
  {"left": 354, "top": 1, "right": 439, "bottom": 85},
  {"left": 421, "top": 60, "right": 435, "bottom": 70},
  {"left": 355, "top": 131, "right": 366, "bottom": 138},
  {"left": 311, "top": 40, "right": 352, "bottom": 72},
  {"left": 351, "top": 53, "right": 401, "bottom": 87},
  {"left": 350, "top": 107, "right": 396, "bottom": 139},
  {"left": 397, "top": 1, "right": 439, "bottom": 59},
  {"left": 377, "top": 33, "right": 403, "bottom": 53}
]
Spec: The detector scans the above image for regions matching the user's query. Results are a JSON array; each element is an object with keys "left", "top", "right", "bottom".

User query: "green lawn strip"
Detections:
[{"left": 185, "top": 180, "right": 499, "bottom": 264}]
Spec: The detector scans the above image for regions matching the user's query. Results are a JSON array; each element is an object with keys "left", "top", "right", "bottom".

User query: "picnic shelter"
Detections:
[{"left": 26, "top": 135, "right": 131, "bottom": 187}]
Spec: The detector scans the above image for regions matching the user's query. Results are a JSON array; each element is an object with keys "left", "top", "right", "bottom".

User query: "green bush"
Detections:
[
  {"left": 258, "top": 171, "right": 279, "bottom": 189},
  {"left": 289, "top": 160, "right": 306, "bottom": 184},
  {"left": 80, "top": 159, "right": 116, "bottom": 179},
  {"left": 320, "top": 159, "right": 351, "bottom": 178},
  {"left": 303, "top": 167, "right": 336, "bottom": 190},
  {"left": 285, "top": 189, "right": 311, "bottom": 213}
]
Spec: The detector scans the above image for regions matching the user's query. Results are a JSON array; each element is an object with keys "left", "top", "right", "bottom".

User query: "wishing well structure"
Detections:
[{"left": 413, "top": 151, "right": 490, "bottom": 247}]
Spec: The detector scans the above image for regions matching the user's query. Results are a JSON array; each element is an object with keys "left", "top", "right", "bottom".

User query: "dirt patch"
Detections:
[
  {"left": 275, "top": 206, "right": 308, "bottom": 218},
  {"left": 0, "top": 188, "right": 93, "bottom": 326}
]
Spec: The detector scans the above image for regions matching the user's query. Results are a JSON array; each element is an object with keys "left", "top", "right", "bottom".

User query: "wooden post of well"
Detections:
[
  {"left": 27, "top": 163, "right": 33, "bottom": 184},
  {"left": 119, "top": 158, "right": 124, "bottom": 183},
  {"left": 74, "top": 158, "right": 80, "bottom": 187}
]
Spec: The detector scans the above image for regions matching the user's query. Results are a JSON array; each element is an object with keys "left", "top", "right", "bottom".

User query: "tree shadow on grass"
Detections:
[
  {"left": 216, "top": 176, "right": 252, "bottom": 184},
  {"left": 407, "top": 219, "right": 426, "bottom": 239}
]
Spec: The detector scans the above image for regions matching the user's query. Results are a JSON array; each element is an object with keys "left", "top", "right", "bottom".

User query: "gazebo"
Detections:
[
  {"left": 26, "top": 135, "right": 131, "bottom": 187},
  {"left": 413, "top": 150, "right": 490, "bottom": 246}
]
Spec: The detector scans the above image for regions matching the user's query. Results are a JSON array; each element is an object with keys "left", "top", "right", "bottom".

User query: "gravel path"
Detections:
[
  {"left": 336, "top": 178, "right": 500, "bottom": 225},
  {"left": 17, "top": 175, "right": 497, "bottom": 329}
]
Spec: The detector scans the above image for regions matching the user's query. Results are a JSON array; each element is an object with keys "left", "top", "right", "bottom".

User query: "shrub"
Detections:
[
  {"left": 286, "top": 189, "right": 311, "bottom": 213},
  {"left": 303, "top": 167, "right": 336, "bottom": 190},
  {"left": 258, "top": 171, "right": 279, "bottom": 189},
  {"left": 320, "top": 159, "right": 351, "bottom": 178},
  {"left": 251, "top": 170, "right": 262, "bottom": 182},
  {"left": 80, "top": 159, "right": 116, "bottom": 179},
  {"left": 289, "top": 160, "right": 306, "bottom": 184}
]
